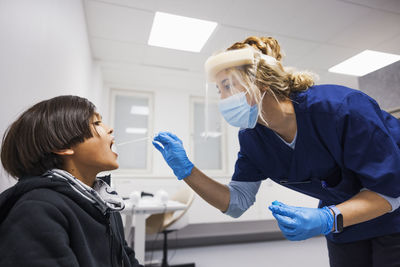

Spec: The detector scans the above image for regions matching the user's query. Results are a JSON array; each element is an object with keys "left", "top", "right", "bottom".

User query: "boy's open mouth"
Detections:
[{"left": 110, "top": 140, "right": 117, "bottom": 154}]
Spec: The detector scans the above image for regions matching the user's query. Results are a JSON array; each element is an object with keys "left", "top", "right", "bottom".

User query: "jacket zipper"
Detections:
[
  {"left": 108, "top": 213, "right": 125, "bottom": 267},
  {"left": 107, "top": 213, "right": 114, "bottom": 267}
]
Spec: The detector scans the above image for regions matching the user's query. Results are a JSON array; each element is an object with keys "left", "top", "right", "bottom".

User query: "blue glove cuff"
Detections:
[
  {"left": 175, "top": 161, "right": 194, "bottom": 180},
  {"left": 321, "top": 206, "right": 334, "bottom": 235}
]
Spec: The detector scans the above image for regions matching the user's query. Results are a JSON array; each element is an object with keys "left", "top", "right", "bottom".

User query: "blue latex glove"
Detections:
[
  {"left": 268, "top": 200, "right": 334, "bottom": 241},
  {"left": 152, "top": 132, "right": 194, "bottom": 180}
]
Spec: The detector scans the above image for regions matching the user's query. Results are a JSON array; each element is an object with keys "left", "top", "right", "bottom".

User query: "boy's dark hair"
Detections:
[{"left": 1, "top": 95, "right": 96, "bottom": 179}]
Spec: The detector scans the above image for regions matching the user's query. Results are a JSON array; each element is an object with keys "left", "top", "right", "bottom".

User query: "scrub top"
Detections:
[{"left": 232, "top": 84, "right": 400, "bottom": 243}]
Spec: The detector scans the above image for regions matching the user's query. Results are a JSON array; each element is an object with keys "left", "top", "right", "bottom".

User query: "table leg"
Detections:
[
  {"left": 134, "top": 212, "right": 146, "bottom": 265},
  {"left": 124, "top": 214, "right": 133, "bottom": 245}
]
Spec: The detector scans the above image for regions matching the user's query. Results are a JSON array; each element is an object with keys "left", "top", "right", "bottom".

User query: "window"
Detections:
[
  {"left": 190, "top": 96, "right": 227, "bottom": 173},
  {"left": 110, "top": 89, "right": 153, "bottom": 173}
]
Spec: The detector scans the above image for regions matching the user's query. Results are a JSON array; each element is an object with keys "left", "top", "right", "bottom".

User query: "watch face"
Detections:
[{"left": 336, "top": 214, "right": 344, "bottom": 232}]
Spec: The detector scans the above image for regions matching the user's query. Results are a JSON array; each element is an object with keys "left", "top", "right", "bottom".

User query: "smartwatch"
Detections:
[{"left": 328, "top": 205, "right": 343, "bottom": 233}]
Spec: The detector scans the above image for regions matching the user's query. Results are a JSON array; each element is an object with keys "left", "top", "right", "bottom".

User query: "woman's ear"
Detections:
[
  {"left": 261, "top": 86, "right": 270, "bottom": 93},
  {"left": 53, "top": 149, "right": 74, "bottom": 156}
]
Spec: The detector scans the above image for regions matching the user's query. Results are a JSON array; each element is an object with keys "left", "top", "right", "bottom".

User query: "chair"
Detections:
[{"left": 146, "top": 187, "right": 195, "bottom": 267}]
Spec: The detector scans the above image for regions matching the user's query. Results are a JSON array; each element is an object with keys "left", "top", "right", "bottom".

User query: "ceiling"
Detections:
[{"left": 83, "top": 0, "right": 400, "bottom": 91}]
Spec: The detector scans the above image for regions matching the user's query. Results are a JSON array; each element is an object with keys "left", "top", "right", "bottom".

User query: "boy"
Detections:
[{"left": 0, "top": 95, "right": 142, "bottom": 267}]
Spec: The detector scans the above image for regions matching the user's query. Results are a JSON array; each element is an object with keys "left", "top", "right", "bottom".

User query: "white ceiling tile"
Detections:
[
  {"left": 296, "top": 44, "right": 361, "bottom": 70},
  {"left": 156, "top": 0, "right": 234, "bottom": 22},
  {"left": 143, "top": 46, "right": 206, "bottom": 72},
  {"left": 91, "top": 37, "right": 146, "bottom": 63},
  {"left": 101, "top": 63, "right": 204, "bottom": 92},
  {"left": 221, "top": 0, "right": 315, "bottom": 35},
  {"left": 374, "top": 33, "right": 400, "bottom": 55},
  {"left": 282, "top": 0, "right": 371, "bottom": 43},
  {"left": 344, "top": 0, "right": 400, "bottom": 14},
  {"left": 222, "top": 0, "right": 370, "bottom": 43},
  {"left": 329, "top": 9, "right": 400, "bottom": 49},
  {"left": 85, "top": 0, "right": 154, "bottom": 43},
  {"left": 379, "top": 0, "right": 400, "bottom": 13},
  {"left": 86, "top": 0, "right": 158, "bottom": 11}
]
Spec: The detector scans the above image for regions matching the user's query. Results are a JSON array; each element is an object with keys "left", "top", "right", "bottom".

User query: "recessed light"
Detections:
[
  {"left": 148, "top": 12, "right": 217, "bottom": 52},
  {"left": 329, "top": 50, "right": 400, "bottom": 76}
]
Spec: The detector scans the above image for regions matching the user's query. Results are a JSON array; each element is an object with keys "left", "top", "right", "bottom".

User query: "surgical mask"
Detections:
[{"left": 219, "top": 92, "right": 258, "bottom": 129}]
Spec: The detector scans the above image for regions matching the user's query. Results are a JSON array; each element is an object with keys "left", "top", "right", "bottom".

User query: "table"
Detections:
[{"left": 120, "top": 198, "right": 187, "bottom": 265}]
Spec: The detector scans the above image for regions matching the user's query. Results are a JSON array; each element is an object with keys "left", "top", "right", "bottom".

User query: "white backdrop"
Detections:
[{"left": 0, "top": 0, "right": 103, "bottom": 191}]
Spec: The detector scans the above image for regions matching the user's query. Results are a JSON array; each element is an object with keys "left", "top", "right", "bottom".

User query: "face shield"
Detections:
[{"left": 204, "top": 47, "right": 277, "bottom": 130}]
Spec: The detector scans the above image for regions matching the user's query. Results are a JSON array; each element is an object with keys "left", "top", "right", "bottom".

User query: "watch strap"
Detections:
[{"left": 328, "top": 205, "right": 343, "bottom": 233}]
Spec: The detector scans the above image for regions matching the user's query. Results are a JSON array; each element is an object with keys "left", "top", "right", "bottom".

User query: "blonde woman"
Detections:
[{"left": 153, "top": 36, "right": 400, "bottom": 267}]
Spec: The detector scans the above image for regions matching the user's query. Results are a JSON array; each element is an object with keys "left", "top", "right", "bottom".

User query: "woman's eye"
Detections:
[
  {"left": 224, "top": 84, "right": 231, "bottom": 91},
  {"left": 93, "top": 121, "right": 102, "bottom": 126}
]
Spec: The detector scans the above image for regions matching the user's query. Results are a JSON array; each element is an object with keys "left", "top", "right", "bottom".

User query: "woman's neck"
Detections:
[{"left": 258, "top": 93, "right": 297, "bottom": 143}]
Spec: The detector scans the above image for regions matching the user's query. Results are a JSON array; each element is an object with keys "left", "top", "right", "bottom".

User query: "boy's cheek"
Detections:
[
  {"left": 98, "top": 127, "right": 107, "bottom": 134},
  {"left": 93, "top": 125, "right": 107, "bottom": 135}
]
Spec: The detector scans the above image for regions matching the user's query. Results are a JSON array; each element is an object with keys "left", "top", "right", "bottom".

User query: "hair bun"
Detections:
[{"left": 228, "top": 36, "right": 283, "bottom": 62}]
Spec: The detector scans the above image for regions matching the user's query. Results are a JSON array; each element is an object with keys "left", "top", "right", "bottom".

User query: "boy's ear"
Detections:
[{"left": 53, "top": 148, "right": 74, "bottom": 156}]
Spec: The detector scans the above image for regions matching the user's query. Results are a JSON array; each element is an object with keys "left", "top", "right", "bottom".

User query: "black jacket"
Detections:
[{"left": 0, "top": 175, "right": 143, "bottom": 267}]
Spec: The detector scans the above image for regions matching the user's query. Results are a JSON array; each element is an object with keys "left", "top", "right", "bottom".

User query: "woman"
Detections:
[
  {"left": 0, "top": 95, "right": 142, "bottom": 267},
  {"left": 152, "top": 36, "right": 400, "bottom": 267}
]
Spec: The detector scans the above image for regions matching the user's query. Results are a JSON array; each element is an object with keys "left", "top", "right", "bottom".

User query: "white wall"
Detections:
[{"left": 0, "top": 0, "right": 103, "bottom": 191}]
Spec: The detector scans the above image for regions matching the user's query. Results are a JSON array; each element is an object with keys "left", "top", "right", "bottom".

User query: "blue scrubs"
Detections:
[{"left": 231, "top": 84, "right": 400, "bottom": 243}]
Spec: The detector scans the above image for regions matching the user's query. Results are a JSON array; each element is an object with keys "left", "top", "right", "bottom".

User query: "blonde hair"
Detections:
[{"left": 227, "top": 36, "right": 315, "bottom": 100}]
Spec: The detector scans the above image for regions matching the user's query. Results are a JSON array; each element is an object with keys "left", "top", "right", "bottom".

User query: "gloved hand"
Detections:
[
  {"left": 268, "top": 200, "right": 334, "bottom": 241},
  {"left": 152, "top": 132, "right": 194, "bottom": 180}
]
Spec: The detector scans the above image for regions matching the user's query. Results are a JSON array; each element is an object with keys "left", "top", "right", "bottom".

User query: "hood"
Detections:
[{"left": 0, "top": 175, "right": 106, "bottom": 225}]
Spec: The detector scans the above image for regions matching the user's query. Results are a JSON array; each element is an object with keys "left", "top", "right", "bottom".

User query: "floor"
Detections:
[{"left": 145, "top": 236, "right": 330, "bottom": 267}]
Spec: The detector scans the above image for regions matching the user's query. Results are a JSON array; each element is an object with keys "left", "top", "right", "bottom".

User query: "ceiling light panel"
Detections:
[
  {"left": 148, "top": 12, "right": 217, "bottom": 53},
  {"left": 329, "top": 50, "right": 400, "bottom": 76}
]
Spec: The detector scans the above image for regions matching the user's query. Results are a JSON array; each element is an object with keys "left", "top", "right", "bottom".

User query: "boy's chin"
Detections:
[
  {"left": 109, "top": 164, "right": 119, "bottom": 170},
  {"left": 103, "top": 163, "right": 119, "bottom": 171}
]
